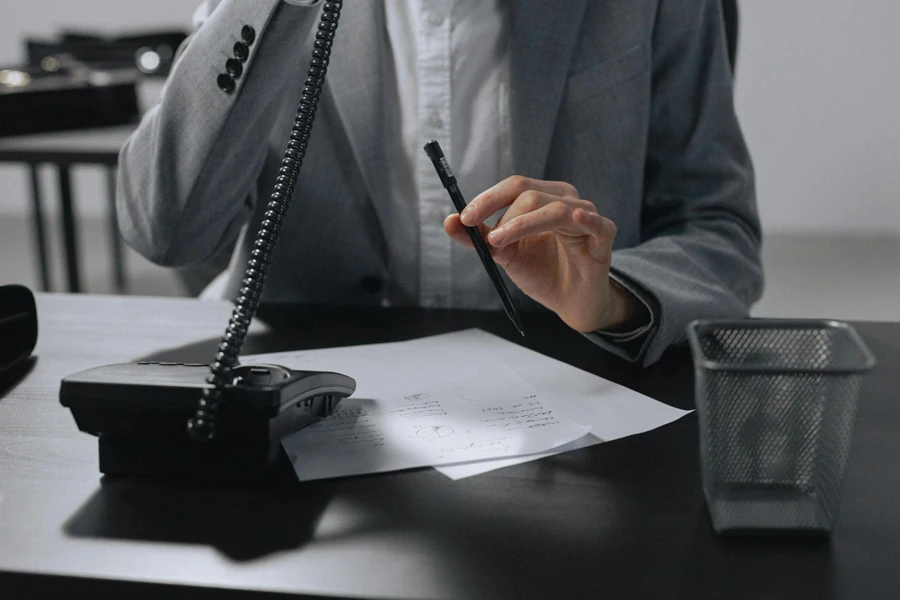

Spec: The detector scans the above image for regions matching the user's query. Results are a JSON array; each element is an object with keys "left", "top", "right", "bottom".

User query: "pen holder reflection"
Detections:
[{"left": 687, "top": 320, "right": 876, "bottom": 535}]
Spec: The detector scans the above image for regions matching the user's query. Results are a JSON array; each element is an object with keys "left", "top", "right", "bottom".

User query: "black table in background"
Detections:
[
  {"left": 0, "top": 294, "right": 898, "bottom": 599},
  {"left": 0, "top": 125, "right": 136, "bottom": 293}
]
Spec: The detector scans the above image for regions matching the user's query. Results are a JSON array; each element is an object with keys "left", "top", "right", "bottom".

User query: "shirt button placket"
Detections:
[{"left": 416, "top": 1, "right": 453, "bottom": 308}]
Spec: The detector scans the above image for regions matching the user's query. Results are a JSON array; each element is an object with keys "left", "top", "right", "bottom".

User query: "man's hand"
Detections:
[{"left": 443, "top": 175, "right": 647, "bottom": 332}]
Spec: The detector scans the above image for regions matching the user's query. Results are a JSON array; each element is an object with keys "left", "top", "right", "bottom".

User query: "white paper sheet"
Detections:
[
  {"left": 243, "top": 337, "right": 590, "bottom": 481},
  {"left": 433, "top": 330, "right": 691, "bottom": 479}
]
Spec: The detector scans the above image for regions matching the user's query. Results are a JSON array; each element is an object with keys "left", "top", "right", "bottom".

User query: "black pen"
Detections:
[{"left": 423, "top": 140, "right": 525, "bottom": 337}]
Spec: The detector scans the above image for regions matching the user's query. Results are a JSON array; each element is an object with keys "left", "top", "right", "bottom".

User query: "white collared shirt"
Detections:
[{"left": 383, "top": 0, "right": 511, "bottom": 308}]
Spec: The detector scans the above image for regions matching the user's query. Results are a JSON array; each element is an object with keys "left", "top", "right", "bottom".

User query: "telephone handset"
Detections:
[{"left": 59, "top": 1, "right": 353, "bottom": 480}]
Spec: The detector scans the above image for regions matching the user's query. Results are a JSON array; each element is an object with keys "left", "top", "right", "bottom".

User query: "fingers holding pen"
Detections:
[
  {"left": 459, "top": 175, "right": 581, "bottom": 227},
  {"left": 439, "top": 170, "right": 625, "bottom": 334},
  {"left": 487, "top": 203, "right": 613, "bottom": 248},
  {"left": 446, "top": 174, "right": 614, "bottom": 256}
]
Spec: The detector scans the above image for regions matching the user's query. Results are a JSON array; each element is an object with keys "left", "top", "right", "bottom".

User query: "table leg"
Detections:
[
  {"left": 28, "top": 164, "right": 52, "bottom": 291},
  {"left": 105, "top": 166, "right": 127, "bottom": 294},
  {"left": 57, "top": 164, "right": 82, "bottom": 293}
]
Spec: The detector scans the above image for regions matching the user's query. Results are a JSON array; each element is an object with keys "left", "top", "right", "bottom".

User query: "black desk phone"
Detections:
[{"left": 59, "top": 2, "right": 354, "bottom": 480}]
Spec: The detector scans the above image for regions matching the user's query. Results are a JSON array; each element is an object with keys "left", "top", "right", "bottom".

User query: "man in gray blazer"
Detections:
[{"left": 117, "top": 0, "right": 762, "bottom": 366}]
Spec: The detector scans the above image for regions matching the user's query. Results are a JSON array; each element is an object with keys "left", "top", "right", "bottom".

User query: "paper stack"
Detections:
[{"left": 242, "top": 330, "right": 689, "bottom": 481}]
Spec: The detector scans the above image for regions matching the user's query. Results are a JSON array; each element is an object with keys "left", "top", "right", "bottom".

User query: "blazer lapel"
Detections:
[
  {"left": 509, "top": 0, "right": 589, "bottom": 178},
  {"left": 325, "top": 2, "right": 393, "bottom": 217},
  {"left": 326, "top": 1, "right": 589, "bottom": 204}
]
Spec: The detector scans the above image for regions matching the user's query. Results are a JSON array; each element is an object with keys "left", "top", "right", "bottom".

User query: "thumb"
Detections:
[{"left": 443, "top": 214, "right": 491, "bottom": 249}]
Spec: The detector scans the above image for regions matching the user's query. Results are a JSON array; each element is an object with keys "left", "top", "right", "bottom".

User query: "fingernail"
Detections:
[
  {"left": 488, "top": 227, "right": 505, "bottom": 245},
  {"left": 461, "top": 205, "right": 475, "bottom": 225}
]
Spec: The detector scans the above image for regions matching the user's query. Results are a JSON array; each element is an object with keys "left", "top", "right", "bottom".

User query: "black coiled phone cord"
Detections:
[{"left": 187, "top": 1, "right": 343, "bottom": 442}]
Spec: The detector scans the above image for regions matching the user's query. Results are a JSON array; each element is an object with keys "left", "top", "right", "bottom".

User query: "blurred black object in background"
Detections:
[
  {"left": 0, "top": 63, "right": 139, "bottom": 137},
  {"left": 26, "top": 30, "right": 188, "bottom": 77},
  {"left": 0, "top": 29, "right": 187, "bottom": 137}
]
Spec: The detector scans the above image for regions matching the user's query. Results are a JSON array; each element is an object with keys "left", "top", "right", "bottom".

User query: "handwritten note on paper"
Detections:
[
  {"left": 434, "top": 330, "right": 691, "bottom": 480},
  {"left": 245, "top": 341, "right": 590, "bottom": 482}
]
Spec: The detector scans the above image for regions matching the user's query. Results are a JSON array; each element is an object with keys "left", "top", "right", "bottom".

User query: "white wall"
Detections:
[
  {"left": 1, "top": 1, "right": 899, "bottom": 234},
  {"left": 735, "top": 0, "right": 900, "bottom": 234}
]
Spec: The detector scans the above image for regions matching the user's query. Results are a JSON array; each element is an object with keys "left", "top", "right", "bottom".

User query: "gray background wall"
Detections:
[
  {"left": 734, "top": 0, "right": 900, "bottom": 235},
  {"left": 2, "top": 0, "right": 899, "bottom": 234}
]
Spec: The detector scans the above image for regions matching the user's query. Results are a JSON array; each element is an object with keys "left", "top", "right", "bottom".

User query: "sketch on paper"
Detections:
[{"left": 416, "top": 425, "right": 455, "bottom": 439}]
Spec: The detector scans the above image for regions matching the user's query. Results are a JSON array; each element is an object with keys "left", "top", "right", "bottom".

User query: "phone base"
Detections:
[
  {"left": 60, "top": 362, "right": 357, "bottom": 481},
  {"left": 98, "top": 434, "right": 281, "bottom": 480}
]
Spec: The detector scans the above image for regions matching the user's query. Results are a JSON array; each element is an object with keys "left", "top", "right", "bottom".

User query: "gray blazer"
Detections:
[{"left": 117, "top": 0, "right": 763, "bottom": 365}]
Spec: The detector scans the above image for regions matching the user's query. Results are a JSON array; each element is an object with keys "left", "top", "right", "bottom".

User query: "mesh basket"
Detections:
[{"left": 687, "top": 319, "right": 876, "bottom": 535}]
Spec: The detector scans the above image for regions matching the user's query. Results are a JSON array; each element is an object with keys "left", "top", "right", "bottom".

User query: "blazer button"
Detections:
[
  {"left": 225, "top": 58, "right": 243, "bottom": 79},
  {"left": 241, "top": 25, "right": 256, "bottom": 46},
  {"left": 361, "top": 277, "right": 383, "bottom": 294},
  {"left": 217, "top": 73, "right": 236, "bottom": 93},
  {"left": 233, "top": 41, "right": 249, "bottom": 62}
]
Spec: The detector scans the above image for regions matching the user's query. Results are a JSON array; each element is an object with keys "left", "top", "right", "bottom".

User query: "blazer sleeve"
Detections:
[
  {"left": 116, "top": 0, "right": 324, "bottom": 267},
  {"left": 596, "top": 0, "right": 764, "bottom": 366}
]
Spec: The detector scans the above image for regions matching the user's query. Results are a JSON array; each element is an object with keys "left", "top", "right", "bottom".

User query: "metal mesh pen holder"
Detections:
[{"left": 687, "top": 319, "right": 876, "bottom": 535}]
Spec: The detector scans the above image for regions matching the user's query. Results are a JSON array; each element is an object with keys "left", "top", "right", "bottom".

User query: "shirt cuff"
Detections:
[{"left": 582, "top": 271, "right": 660, "bottom": 363}]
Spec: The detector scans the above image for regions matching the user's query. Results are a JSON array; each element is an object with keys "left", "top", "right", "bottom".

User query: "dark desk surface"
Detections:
[{"left": 1, "top": 294, "right": 898, "bottom": 600}]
